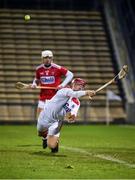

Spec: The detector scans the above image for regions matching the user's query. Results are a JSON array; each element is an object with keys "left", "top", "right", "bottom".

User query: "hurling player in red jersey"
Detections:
[{"left": 30, "top": 50, "right": 73, "bottom": 117}]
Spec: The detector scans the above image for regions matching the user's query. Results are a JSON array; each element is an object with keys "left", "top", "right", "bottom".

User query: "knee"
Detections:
[
  {"left": 47, "top": 142, "right": 56, "bottom": 149},
  {"left": 38, "top": 130, "right": 48, "bottom": 138},
  {"left": 47, "top": 136, "right": 59, "bottom": 149}
]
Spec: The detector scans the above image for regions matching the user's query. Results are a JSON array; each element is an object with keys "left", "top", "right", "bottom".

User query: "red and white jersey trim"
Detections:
[{"left": 36, "top": 63, "right": 62, "bottom": 70}]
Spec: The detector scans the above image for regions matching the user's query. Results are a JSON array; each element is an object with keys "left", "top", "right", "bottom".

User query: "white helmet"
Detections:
[{"left": 41, "top": 50, "right": 53, "bottom": 58}]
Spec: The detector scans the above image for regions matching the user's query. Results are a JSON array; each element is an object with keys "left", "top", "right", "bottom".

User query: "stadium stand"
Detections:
[{"left": 0, "top": 7, "right": 126, "bottom": 123}]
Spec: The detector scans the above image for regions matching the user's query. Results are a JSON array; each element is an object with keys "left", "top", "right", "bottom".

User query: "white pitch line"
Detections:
[
  {"left": 61, "top": 146, "right": 135, "bottom": 168},
  {"left": 119, "top": 125, "right": 135, "bottom": 129}
]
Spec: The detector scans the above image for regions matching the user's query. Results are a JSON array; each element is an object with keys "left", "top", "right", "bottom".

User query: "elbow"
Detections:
[
  {"left": 71, "top": 72, "right": 74, "bottom": 79},
  {"left": 67, "top": 71, "right": 74, "bottom": 80}
]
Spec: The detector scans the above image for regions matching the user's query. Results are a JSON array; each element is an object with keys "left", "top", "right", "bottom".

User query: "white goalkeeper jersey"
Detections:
[{"left": 42, "top": 88, "right": 86, "bottom": 122}]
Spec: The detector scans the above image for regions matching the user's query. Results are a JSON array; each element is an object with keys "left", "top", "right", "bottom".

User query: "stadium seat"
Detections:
[{"left": 0, "top": 9, "right": 126, "bottom": 123}]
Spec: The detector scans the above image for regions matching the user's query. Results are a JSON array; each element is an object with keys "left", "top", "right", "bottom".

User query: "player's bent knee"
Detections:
[
  {"left": 47, "top": 141, "right": 57, "bottom": 149},
  {"left": 47, "top": 136, "right": 58, "bottom": 148},
  {"left": 38, "top": 130, "right": 48, "bottom": 138}
]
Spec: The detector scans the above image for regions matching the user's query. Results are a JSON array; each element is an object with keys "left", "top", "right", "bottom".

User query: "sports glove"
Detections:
[
  {"left": 28, "top": 84, "right": 37, "bottom": 89},
  {"left": 66, "top": 112, "right": 76, "bottom": 123},
  {"left": 86, "top": 90, "right": 96, "bottom": 99}
]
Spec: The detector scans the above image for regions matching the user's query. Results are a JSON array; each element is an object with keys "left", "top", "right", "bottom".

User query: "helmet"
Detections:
[
  {"left": 72, "top": 78, "right": 86, "bottom": 87},
  {"left": 41, "top": 50, "right": 53, "bottom": 58}
]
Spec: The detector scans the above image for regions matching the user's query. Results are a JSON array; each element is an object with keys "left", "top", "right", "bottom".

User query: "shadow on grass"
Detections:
[
  {"left": 17, "top": 144, "right": 67, "bottom": 157},
  {"left": 31, "top": 151, "right": 67, "bottom": 157},
  {"left": 17, "top": 144, "right": 41, "bottom": 147},
  {"left": 0, "top": 147, "right": 67, "bottom": 158}
]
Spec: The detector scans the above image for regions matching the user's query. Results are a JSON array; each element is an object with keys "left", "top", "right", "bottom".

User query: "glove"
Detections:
[
  {"left": 29, "top": 84, "right": 37, "bottom": 89},
  {"left": 66, "top": 112, "right": 76, "bottom": 123},
  {"left": 86, "top": 90, "right": 96, "bottom": 100}
]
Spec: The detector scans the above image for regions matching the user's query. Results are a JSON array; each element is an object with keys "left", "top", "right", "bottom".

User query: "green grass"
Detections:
[{"left": 0, "top": 125, "right": 135, "bottom": 179}]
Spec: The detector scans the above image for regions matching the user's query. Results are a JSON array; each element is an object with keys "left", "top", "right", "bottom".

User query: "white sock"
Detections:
[{"left": 42, "top": 137, "right": 47, "bottom": 140}]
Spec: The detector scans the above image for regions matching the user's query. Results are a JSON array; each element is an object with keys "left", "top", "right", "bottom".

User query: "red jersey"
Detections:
[{"left": 35, "top": 63, "right": 67, "bottom": 100}]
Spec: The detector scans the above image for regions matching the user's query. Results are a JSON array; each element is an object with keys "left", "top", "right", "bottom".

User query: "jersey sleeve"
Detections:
[
  {"left": 58, "top": 88, "right": 86, "bottom": 98},
  {"left": 60, "top": 71, "right": 73, "bottom": 87},
  {"left": 70, "top": 98, "right": 80, "bottom": 116}
]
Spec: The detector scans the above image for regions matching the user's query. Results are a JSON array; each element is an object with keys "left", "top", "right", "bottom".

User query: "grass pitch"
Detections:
[{"left": 0, "top": 125, "right": 135, "bottom": 179}]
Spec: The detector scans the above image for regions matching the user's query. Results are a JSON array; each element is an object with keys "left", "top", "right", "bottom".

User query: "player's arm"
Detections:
[
  {"left": 31, "top": 78, "right": 40, "bottom": 88},
  {"left": 66, "top": 105, "right": 80, "bottom": 123},
  {"left": 29, "top": 70, "right": 40, "bottom": 88},
  {"left": 59, "top": 70, "right": 73, "bottom": 88},
  {"left": 66, "top": 89, "right": 96, "bottom": 99},
  {"left": 57, "top": 88, "right": 95, "bottom": 100},
  {"left": 66, "top": 98, "right": 80, "bottom": 123},
  {"left": 57, "top": 66, "right": 73, "bottom": 89}
]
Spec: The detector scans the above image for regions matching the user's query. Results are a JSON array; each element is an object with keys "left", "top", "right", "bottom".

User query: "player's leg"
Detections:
[
  {"left": 47, "top": 121, "right": 63, "bottom": 153},
  {"left": 38, "top": 130, "right": 48, "bottom": 149},
  {"left": 37, "top": 110, "right": 49, "bottom": 149},
  {"left": 37, "top": 100, "right": 48, "bottom": 148},
  {"left": 37, "top": 121, "right": 60, "bottom": 152},
  {"left": 47, "top": 135, "right": 59, "bottom": 149},
  {"left": 37, "top": 109, "right": 63, "bottom": 152}
]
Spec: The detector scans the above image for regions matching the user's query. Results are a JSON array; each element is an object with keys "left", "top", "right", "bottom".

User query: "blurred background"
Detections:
[{"left": 0, "top": 0, "right": 135, "bottom": 124}]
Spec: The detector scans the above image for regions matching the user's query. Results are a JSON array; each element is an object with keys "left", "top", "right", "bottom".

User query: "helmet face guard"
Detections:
[
  {"left": 72, "top": 78, "right": 86, "bottom": 87},
  {"left": 41, "top": 50, "right": 53, "bottom": 67}
]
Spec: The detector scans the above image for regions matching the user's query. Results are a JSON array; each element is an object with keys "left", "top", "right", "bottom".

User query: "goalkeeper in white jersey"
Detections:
[{"left": 37, "top": 78, "right": 95, "bottom": 153}]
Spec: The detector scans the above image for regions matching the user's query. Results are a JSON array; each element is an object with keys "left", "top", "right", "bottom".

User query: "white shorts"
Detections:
[
  {"left": 37, "top": 121, "right": 61, "bottom": 137},
  {"left": 37, "top": 111, "right": 63, "bottom": 137},
  {"left": 38, "top": 100, "right": 50, "bottom": 109}
]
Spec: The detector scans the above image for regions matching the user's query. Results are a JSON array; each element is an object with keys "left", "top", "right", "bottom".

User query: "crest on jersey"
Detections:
[{"left": 45, "top": 70, "right": 49, "bottom": 75}]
